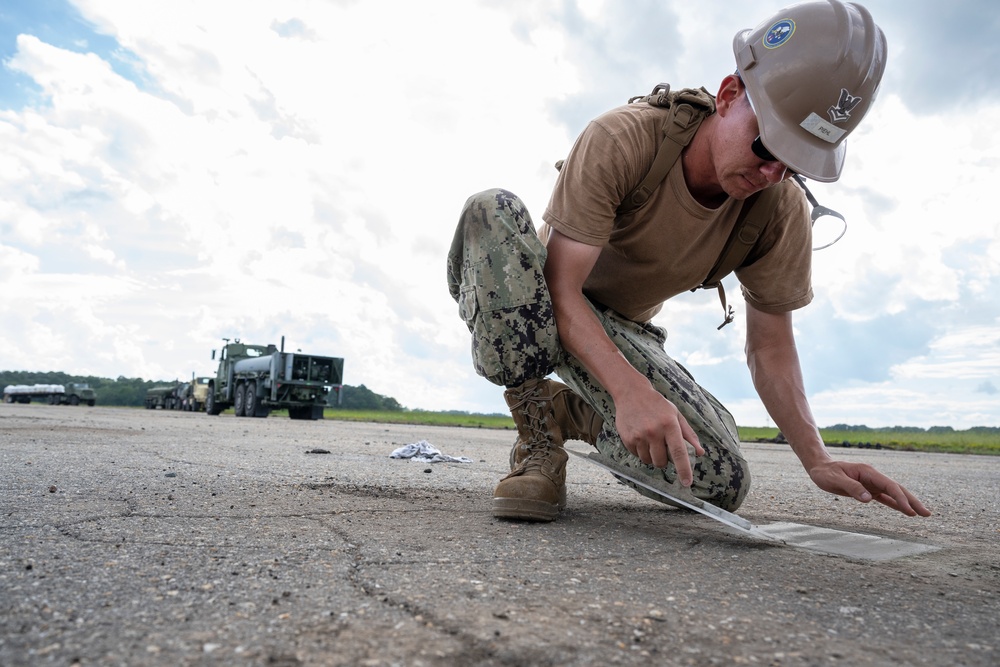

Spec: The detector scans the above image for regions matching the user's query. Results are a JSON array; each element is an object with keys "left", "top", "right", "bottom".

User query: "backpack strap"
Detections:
[
  {"left": 554, "top": 83, "right": 782, "bottom": 330},
  {"left": 624, "top": 85, "right": 782, "bottom": 329},
  {"left": 693, "top": 186, "right": 782, "bottom": 329},
  {"left": 618, "top": 84, "right": 715, "bottom": 216}
]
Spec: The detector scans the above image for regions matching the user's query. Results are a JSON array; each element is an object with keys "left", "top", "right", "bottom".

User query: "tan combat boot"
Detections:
[
  {"left": 505, "top": 380, "right": 604, "bottom": 470},
  {"left": 494, "top": 379, "right": 605, "bottom": 521},
  {"left": 493, "top": 379, "right": 569, "bottom": 521},
  {"left": 550, "top": 381, "right": 604, "bottom": 446}
]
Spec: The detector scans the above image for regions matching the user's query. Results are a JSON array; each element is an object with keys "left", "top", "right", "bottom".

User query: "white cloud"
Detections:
[
  {"left": 0, "top": 0, "right": 574, "bottom": 408},
  {"left": 892, "top": 325, "right": 1000, "bottom": 381}
]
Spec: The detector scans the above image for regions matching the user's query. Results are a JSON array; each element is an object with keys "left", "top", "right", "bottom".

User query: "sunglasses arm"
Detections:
[{"left": 792, "top": 175, "right": 848, "bottom": 251}]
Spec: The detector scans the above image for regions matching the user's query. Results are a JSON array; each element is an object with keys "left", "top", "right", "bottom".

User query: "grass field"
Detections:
[
  {"left": 322, "top": 409, "right": 514, "bottom": 430},
  {"left": 736, "top": 426, "right": 1000, "bottom": 456},
  {"left": 318, "top": 410, "right": 1000, "bottom": 456}
]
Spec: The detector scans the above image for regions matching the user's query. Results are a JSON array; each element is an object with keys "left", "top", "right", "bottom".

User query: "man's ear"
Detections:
[{"left": 715, "top": 74, "right": 744, "bottom": 117}]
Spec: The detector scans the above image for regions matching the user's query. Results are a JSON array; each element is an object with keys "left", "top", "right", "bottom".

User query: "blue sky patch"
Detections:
[{"left": 0, "top": 0, "right": 145, "bottom": 109}]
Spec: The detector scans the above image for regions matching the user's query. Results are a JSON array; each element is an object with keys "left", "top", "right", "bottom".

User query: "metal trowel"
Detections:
[{"left": 567, "top": 448, "right": 939, "bottom": 561}]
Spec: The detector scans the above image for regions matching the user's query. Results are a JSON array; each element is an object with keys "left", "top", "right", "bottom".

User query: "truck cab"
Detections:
[{"left": 62, "top": 383, "right": 96, "bottom": 406}]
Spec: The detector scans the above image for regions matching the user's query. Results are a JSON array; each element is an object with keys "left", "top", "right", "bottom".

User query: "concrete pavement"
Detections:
[{"left": 1, "top": 404, "right": 997, "bottom": 666}]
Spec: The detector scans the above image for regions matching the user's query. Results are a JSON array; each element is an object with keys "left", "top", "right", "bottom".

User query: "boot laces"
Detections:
[{"left": 512, "top": 394, "right": 557, "bottom": 472}]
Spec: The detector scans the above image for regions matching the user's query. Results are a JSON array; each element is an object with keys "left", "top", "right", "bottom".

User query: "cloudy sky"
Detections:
[{"left": 1, "top": 0, "right": 997, "bottom": 428}]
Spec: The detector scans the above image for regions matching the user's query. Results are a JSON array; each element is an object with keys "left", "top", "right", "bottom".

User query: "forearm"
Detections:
[
  {"left": 542, "top": 231, "right": 650, "bottom": 402},
  {"left": 747, "top": 345, "right": 831, "bottom": 470},
  {"left": 745, "top": 308, "right": 831, "bottom": 472},
  {"left": 550, "top": 289, "right": 649, "bottom": 401},
  {"left": 542, "top": 229, "right": 703, "bottom": 475}
]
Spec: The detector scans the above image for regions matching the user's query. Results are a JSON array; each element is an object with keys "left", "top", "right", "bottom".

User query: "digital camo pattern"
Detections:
[
  {"left": 447, "top": 189, "right": 750, "bottom": 510},
  {"left": 447, "top": 189, "right": 563, "bottom": 387}
]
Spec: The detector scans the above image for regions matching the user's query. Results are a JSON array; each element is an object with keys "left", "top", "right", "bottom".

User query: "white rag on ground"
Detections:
[{"left": 389, "top": 440, "right": 473, "bottom": 464}]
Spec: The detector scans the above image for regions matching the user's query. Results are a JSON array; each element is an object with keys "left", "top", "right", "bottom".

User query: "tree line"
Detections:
[
  {"left": 825, "top": 423, "right": 1000, "bottom": 434},
  {"left": 0, "top": 370, "right": 403, "bottom": 411}
]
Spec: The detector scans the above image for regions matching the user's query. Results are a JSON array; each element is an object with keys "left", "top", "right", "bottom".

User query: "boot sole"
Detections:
[{"left": 492, "top": 497, "right": 560, "bottom": 521}]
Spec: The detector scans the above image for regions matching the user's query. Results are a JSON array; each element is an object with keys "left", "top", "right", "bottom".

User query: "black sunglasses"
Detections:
[{"left": 751, "top": 135, "right": 790, "bottom": 169}]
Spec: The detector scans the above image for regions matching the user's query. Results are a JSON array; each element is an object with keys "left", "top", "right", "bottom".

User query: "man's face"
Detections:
[{"left": 715, "top": 90, "right": 794, "bottom": 200}]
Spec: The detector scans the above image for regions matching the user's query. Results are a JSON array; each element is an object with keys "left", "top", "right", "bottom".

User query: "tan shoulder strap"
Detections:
[
  {"left": 695, "top": 186, "right": 782, "bottom": 329},
  {"left": 552, "top": 84, "right": 778, "bottom": 331},
  {"left": 617, "top": 84, "right": 715, "bottom": 216}
]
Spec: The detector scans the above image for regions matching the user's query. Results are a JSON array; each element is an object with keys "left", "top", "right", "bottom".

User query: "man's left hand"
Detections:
[{"left": 807, "top": 461, "right": 931, "bottom": 517}]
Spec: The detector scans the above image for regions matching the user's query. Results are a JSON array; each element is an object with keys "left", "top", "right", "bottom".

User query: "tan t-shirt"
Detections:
[{"left": 542, "top": 102, "right": 813, "bottom": 323}]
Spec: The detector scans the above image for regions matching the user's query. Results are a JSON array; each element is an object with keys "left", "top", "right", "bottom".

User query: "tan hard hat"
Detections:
[{"left": 733, "top": 0, "right": 887, "bottom": 182}]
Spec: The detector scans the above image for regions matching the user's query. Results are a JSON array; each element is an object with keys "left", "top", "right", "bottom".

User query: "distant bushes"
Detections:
[
  {"left": 825, "top": 423, "right": 1000, "bottom": 435},
  {"left": 330, "top": 384, "right": 404, "bottom": 411}
]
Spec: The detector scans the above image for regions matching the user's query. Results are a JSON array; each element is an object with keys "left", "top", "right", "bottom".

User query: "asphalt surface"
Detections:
[{"left": 1, "top": 404, "right": 997, "bottom": 666}]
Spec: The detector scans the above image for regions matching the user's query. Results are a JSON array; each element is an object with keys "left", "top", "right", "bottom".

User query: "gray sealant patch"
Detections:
[{"left": 756, "top": 522, "right": 941, "bottom": 561}]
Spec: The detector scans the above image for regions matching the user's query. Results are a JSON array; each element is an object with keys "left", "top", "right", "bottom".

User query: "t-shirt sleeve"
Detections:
[
  {"left": 542, "top": 108, "right": 653, "bottom": 246},
  {"left": 736, "top": 180, "right": 814, "bottom": 313}
]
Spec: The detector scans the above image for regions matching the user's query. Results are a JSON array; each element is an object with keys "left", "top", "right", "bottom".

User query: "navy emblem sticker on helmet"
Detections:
[{"left": 763, "top": 19, "right": 795, "bottom": 48}]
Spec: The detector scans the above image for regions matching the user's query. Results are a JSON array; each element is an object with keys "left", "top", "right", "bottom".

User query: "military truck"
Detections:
[
  {"left": 183, "top": 376, "right": 212, "bottom": 411},
  {"left": 145, "top": 377, "right": 211, "bottom": 411},
  {"left": 2, "top": 383, "right": 95, "bottom": 406},
  {"left": 205, "top": 337, "right": 343, "bottom": 420},
  {"left": 62, "top": 383, "right": 97, "bottom": 406},
  {"left": 145, "top": 383, "right": 184, "bottom": 410}
]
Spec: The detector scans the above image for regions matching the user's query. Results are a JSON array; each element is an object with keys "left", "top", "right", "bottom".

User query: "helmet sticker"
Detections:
[
  {"left": 762, "top": 19, "right": 795, "bottom": 49},
  {"left": 828, "top": 88, "right": 863, "bottom": 123},
  {"left": 800, "top": 113, "right": 847, "bottom": 144}
]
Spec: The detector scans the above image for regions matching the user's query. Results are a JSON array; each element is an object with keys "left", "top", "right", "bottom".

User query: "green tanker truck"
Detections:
[
  {"left": 145, "top": 383, "right": 185, "bottom": 410},
  {"left": 205, "top": 337, "right": 343, "bottom": 420}
]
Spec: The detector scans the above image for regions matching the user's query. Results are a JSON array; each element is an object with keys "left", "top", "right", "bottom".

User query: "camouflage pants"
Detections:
[{"left": 447, "top": 189, "right": 750, "bottom": 510}]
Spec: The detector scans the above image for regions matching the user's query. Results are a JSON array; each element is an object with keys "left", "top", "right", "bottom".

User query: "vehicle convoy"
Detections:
[
  {"left": 144, "top": 376, "right": 213, "bottom": 411},
  {"left": 145, "top": 383, "right": 186, "bottom": 410},
  {"left": 3, "top": 383, "right": 96, "bottom": 406},
  {"left": 205, "top": 337, "right": 343, "bottom": 420}
]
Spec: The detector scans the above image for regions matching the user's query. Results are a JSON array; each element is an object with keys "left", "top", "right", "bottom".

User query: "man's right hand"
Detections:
[{"left": 613, "top": 383, "right": 705, "bottom": 486}]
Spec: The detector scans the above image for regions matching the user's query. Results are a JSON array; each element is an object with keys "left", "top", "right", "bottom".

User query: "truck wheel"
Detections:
[
  {"left": 70, "top": 395, "right": 79, "bottom": 406},
  {"left": 244, "top": 382, "right": 258, "bottom": 417},
  {"left": 234, "top": 384, "right": 246, "bottom": 417},
  {"left": 206, "top": 392, "right": 221, "bottom": 416}
]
